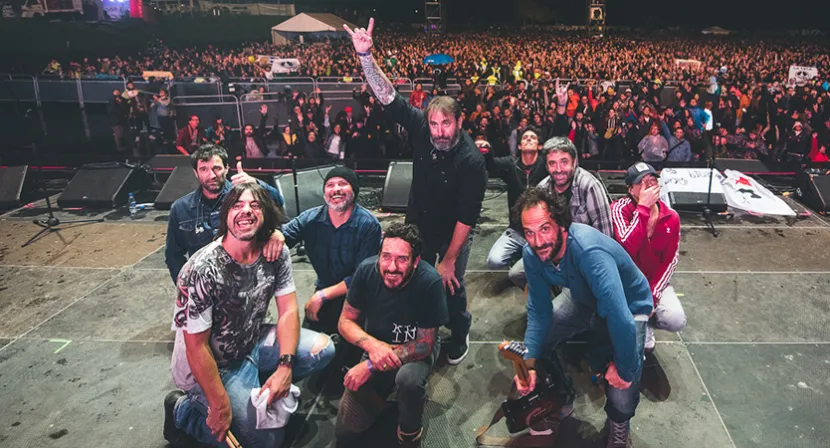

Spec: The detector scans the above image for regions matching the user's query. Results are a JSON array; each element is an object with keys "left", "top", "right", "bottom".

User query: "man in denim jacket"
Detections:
[{"left": 165, "top": 144, "right": 285, "bottom": 283}]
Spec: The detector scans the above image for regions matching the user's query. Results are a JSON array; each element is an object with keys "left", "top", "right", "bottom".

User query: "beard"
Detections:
[
  {"left": 325, "top": 189, "right": 355, "bottom": 213},
  {"left": 202, "top": 177, "right": 224, "bottom": 194},
  {"left": 229, "top": 213, "right": 260, "bottom": 242},
  {"left": 531, "top": 228, "right": 564, "bottom": 262},
  {"left": 551, "top": 168, "right": 575, "bottom": 189},
  {"left": 380, "top": 264, "right": 415, "bottom": 289},
  {"left": 430, "top": 130, "right": 461, "bottom": 152}
]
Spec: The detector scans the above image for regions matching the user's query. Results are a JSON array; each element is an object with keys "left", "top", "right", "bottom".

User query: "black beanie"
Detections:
[{"left": 324, "top": 166, "right": 359, "bottom": 196}]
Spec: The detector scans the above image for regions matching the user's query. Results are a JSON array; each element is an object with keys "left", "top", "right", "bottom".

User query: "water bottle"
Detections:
[{"left": 128, "top": 192, "right": 137, "bottom": 217}]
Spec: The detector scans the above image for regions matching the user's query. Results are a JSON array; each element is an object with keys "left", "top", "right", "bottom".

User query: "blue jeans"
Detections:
[
  {"left": 541, "top": 291, "right": 647, "bottom": 423},
  {"left": 422, "top": 235, "right": 473, "bottom": 340},
  {"left": 174, "top": 326, "right": 335, "bottom": 447},
  {"left": 486, "top": 227, "right": 527, "bottom": 270}
]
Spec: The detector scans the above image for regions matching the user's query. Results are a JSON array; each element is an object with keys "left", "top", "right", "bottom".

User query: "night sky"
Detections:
[{"left": 298, "top": 0, "right": 830, "bottom": 30}]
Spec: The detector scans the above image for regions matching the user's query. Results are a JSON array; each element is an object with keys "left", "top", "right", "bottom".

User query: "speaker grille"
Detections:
[
  {"left": 381, "top": 161, "right": 412, "bottom": 212},
  {"left": 154, "top": 166, "right": 200, "bottom": 211},
  {"left": 57, "top": 167, "right": 135, "bottom": 209},
  {"left": 0, "top": 166, "right": 27, "bottom": 208},
  {"left": 273, "top": 165, "right": 337, "bottom": 219}
]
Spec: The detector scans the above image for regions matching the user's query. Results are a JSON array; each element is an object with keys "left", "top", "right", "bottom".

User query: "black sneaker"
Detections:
[
  {"left": 397, "top": 425, "right": 423, "bottom": 447},
  {"left": 606, "top": 419, "right": 633, "bottom": 448},
  {"left": 446, "top": 334, "right": 470, "bottom": 365},
  {"left": 163, "top": 390, "right": 198, "bottom": 447}
]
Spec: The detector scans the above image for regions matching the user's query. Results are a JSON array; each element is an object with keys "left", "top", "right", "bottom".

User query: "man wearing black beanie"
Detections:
[{"left": 282, "top": 166, "right": 382, "bottom": 339}]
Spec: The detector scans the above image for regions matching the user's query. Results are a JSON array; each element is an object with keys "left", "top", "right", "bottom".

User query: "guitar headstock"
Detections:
[{"left": 498, "top": 340, "right": 528, "bottom": 363}]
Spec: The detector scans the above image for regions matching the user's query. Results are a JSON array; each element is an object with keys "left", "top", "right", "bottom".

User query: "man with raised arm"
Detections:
[{"left": 344, "top": 19, "right": 487, "bottom": 365}]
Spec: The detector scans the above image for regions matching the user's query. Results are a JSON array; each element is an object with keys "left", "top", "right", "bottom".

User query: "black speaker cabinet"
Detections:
[
  {"left": 57, "top": 166, "right": 140, "bottom": 209},
  {"left": 667, "top": 191, "right": 728, "bottom": 213},
  {"left": 714, "top": 158, "right": 770, "bottom": 174},
  {"left": 796, "top": 169, "right": 830, "bottom": 215},
  {"left": 0, "top": 165, "right": 28, "bottom": 208},
  {"left": 381, "top": 161, "right": 413, "bottom": 212},
  {"left": 154, "top": 166, "right": 200, "bottom": 211},
  {"left": 273, "top": 165, "right": 337, "bottom": 219}
]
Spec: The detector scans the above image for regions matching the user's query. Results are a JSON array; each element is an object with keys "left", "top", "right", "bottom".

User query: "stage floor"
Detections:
[{"left": 0, "top": 187, "right": 828, "bottom": 448}]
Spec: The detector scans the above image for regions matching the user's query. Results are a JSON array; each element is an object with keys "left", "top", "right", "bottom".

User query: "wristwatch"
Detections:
[{"left": 278, "top": 354, "right": 296, "bottom": 368}]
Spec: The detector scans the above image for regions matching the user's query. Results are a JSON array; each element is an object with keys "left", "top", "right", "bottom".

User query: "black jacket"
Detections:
[{"left": 385, "top": 94, "right": 487, "bottom": 248}]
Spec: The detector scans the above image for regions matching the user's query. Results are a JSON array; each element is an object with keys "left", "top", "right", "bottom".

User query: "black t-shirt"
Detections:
[
  {"left": 561, "top": 186, "right": 573, "bottom": 202},
  {"left": 346, "top": 256, "right": 448, "bottom": 345}
]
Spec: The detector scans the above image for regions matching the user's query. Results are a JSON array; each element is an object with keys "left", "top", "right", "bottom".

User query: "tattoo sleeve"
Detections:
[
  {"left": 392, "top": 328, "right": 437, "bottom": 364},
  {"left": 358, "top": 55, "right": 396, "bottom": 106}
]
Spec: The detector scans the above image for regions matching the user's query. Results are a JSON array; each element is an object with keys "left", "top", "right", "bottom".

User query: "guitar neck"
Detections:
[{"left": 513, "top": 360, "right": 530, "bottom": 383}]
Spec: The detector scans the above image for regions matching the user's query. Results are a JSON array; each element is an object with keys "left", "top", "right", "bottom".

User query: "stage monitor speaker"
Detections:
[
  {"left": 714, "top": 159, "right": 770, "bottom": 173},
  {"left": 0, "top": 165, "right": 28, "bottom": 208},
  {"left": 273, "top": 165, "right": 336, "bottom": 219},
  {"left": 381, "top": 161, "right": 412, "bottom": 212},
  {"left": 148, "top": 155, "right": 192, "bottom": 171},
  {"left": 57, "top": 166, "right": 139, "bottom": 209},
  {"left": 668, "top": 191, "right": 728, "bottom": 213},
  {"left": 796, "top": 169, "right": 830, "bottom": 214},
  {"left": 154, "top": 166, "right": 200, "bottom": 211}
]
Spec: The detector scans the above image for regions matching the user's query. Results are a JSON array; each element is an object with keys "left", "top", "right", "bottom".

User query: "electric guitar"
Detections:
[{"left": 498, "top": 341, "right": 564, "bottom": 434}]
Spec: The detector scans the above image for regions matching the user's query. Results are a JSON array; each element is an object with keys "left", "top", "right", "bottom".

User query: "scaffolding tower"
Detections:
[
  {"left": 587, "top": 0, "right": 606, "bottom": 37},
  {"left": 425, "top": 0, "right": 445, "bottom": 34}
]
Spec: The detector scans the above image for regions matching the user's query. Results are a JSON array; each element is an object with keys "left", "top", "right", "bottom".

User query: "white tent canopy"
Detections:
[
  {"left": 701, "top": 26, "right": 733, "bottom": 35},
  {"left": 271, "top": 13, "right": 358, "bottom": 44}
]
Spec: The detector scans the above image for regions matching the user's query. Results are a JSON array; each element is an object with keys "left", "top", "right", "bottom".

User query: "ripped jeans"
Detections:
[{"left": 174, "top": 326, "right": 335, "bottom": 447}]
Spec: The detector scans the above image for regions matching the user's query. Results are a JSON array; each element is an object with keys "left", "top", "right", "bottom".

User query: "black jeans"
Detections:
[
  {"left": 335, "top": 346, "right": 439, "bottom": 437},
  {"left": 421, "top": 235, "right": 473, "bottom": 342}
]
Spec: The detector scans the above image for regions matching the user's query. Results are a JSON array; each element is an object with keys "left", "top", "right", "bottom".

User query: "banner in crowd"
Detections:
[
  {"left": 718, "top": 170, "right": 796, "bottom": 216},
  {"left": 675, "top": 59, "right": 702, "bottom": 71},
  {"left": 659, "top": 168, "right": 723, "bottom": 199},
  {"left": 787, "top": 65, "right": 818, "bottom": 87},
  {"left": 255, "top": 56, "right": 301, "bottom": 79},
  {"left": 141, "top": 71, "right": 174, "bottom": 81}
]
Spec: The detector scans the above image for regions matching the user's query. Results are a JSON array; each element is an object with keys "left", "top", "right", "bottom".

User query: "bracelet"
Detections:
[
  {"left": 317, "top": 289, "right": 328, "bottom": 301},
  {"left": 357, "top": 51, "right": 372, "bottom": 57},
  {"left": 366, "top": 359, "right": 374, "bottom": 372}
]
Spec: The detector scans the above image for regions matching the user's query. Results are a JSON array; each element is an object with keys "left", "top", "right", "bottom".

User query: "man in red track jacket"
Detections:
[{"left": 610, "top": 163, "right": 686, "bottom": 352}]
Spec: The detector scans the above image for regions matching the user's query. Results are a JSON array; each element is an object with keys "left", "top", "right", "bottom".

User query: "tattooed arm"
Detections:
[
  {"left": 392, "top": 327, "right": 438, "bottom": 364},
  {"left": 343, "top": 18, "right": 396, "bottom": 106},
  {"left": 338, "top": 301, "right": 402, "bottom": 371},
  {"left": 358, "top": 55, "right": 396, "bottom": 106}
]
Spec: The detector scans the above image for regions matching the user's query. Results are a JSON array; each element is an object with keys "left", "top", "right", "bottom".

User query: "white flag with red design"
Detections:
[{"left": 719, "top": 170, "right": 796, "bottom": 216}]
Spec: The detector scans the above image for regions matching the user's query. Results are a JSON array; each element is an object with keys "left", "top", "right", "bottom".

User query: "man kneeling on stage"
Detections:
[
  {"left": 163, "top": 183, "right": 335, "bottom": 448},
  {"left": 335, "top": 223, "right": 448, "bottom": 447},
  {"left": 514, "top": 187, "right": 653, "bottom": 448},
  {"left": 610, "top": 163, "right": 685, "bottom": 352}
]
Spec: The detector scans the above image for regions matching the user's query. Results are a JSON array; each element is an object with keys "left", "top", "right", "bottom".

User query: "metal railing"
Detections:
[{"left": 0, "top": 74, "right": 707, "bottom": 141}]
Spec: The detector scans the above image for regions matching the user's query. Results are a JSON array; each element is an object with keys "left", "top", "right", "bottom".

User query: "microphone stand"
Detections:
[
  {"left": 22, "top": 110, "right": 104, "bottom": 248},
  {"left": 702, "top": 135, "right": 719, "bottom": 238}
]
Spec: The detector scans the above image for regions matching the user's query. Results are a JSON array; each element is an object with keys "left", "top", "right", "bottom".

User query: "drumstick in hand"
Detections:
[{"left": 225, "top": 430, "right": 242, "bottom": 448}]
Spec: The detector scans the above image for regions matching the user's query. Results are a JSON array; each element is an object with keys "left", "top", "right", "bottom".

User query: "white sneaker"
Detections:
[{"left": 644, "top": 326, "right": 655, "bottom": 353}]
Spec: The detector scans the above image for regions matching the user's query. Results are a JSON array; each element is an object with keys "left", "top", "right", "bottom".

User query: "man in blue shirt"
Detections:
[
  {"left": 164, "top": 144, "right": 285, "bottom": 283},
  {"left": 513, "top": 187, "right": 653, "bottom": 448},
  {"left": 281, "top": 166, "right": 382, "bottom": 335}
]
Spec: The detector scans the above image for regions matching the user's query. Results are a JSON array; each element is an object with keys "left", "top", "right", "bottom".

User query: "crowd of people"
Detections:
[{"left": 88, "top": 30, "right": 830, "bottom": 165}]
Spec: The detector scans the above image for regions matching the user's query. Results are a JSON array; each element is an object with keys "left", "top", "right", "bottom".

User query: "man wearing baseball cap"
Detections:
[
  {"left": 610, "top": 163, "right": 686, "bottom": 352},
  {"left": 282, "top": 166, "right": 382, "bottom": 337}
]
